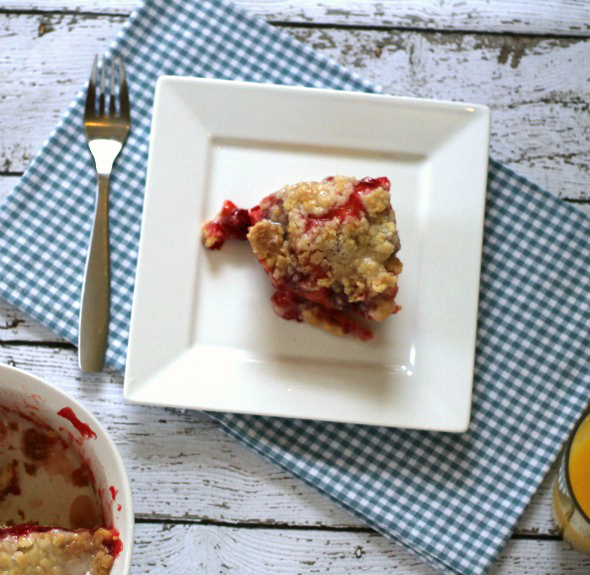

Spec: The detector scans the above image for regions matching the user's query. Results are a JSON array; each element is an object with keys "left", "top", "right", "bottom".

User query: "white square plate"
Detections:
[{"left": 124, "top": 77, "right": 489, "bottom": 432}]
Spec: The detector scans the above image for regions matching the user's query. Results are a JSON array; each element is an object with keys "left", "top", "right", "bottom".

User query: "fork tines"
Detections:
[{"left": 84, "top": 55, "right": 129, "bottom": 120}]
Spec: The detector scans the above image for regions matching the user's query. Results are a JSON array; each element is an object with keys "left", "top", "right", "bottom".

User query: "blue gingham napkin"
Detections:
[{"left": 1, "top": 1, "right": 589, "bottom": 573}]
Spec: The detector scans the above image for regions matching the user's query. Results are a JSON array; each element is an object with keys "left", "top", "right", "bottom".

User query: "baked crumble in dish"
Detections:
[
  {"left": 0, "top": 410, "right": 122, "bottom": 575},
  {"left": 0, "top": 524, "right": 119, "bottom": 575},
  {"left": 202, "top": 176, "right": 402, "bottom": 341}
]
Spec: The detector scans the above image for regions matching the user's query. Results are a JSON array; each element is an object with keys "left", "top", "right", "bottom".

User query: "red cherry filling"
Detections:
[
  {"left": 103, "top": 528, "right": 123, "bottom": 558},
  {"left": 201, "top": 200, "right": 253, "bottom": 250},
  {"left": 304, "top": 177, "right": 389, "bottom": 231},
  {"left": 271, "top": 290, "right": 373, "bottom": 341},
  {"left": 355, "top": 176, "right": 390, "bottom": 194},
  {"left": 312, "top": 304, "right": 373, "bottom": 342},
  {"left": 271, "top": 290, "right": 304, "bottom": 322},
  {"left": 249, "top": 193, "right": 278, "bottom": 225},
  {"left": 0, "top": 524, "right": 54, "bottom": 539}
]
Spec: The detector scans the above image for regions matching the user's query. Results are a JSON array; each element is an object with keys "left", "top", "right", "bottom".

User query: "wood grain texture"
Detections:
[
  {"left": 0, "top": 334, "right": 568, "bottom": 537},
  {"left": 129, "top": 524, "right": 590, "bottom": 574},
  {"left": 2, "top": 0, "right": 590, "bottom": 36},
  {"left": 0, "top": 14, "right": 588, "bottom": 198},
  {"left": 2, "top": 2, "right": 590, "bottom": 572}
]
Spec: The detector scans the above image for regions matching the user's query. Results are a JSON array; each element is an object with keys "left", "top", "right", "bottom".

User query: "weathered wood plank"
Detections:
[
  {"left": 0, "top": 15, "right": 588, "bottom": 198},
  {"left": 0, "top": 13, "right": 118, "bottom": 172},
  {"left": 0, "top": 176, "right": 17, "bottom": 205},
  {"left": 0, "top": 338, "right": 567, "bottom": 535},
  {"left": 2, "top": 0, "right": 590, "bottom": 36},
  {"left": 131, "top": 523, "right": 590, "bottom": 574},
  {"left": 0, "top": 298, "right": 65, "bottom": 342}
]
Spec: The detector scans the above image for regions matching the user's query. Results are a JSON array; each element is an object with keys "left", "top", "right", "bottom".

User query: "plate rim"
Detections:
[{"left": 124, "top": 76, "right": 490, "bottom": 432}]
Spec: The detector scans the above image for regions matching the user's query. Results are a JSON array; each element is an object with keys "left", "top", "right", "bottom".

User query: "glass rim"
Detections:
[{"left": 564, "top": 405, "right": 590, "bottom": 525}]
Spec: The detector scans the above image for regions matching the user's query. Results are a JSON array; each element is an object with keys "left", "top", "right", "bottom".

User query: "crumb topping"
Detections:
[
  {"left": 202, "top": 176, "right": 402, "bottom": 340},
  {"left": 0, "top": 527, "right": 117, "bottom": 575}
]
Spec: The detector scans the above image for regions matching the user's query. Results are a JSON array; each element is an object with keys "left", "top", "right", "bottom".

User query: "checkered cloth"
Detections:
[{"left": 1, "top": 1, "right": 589, "bottom": 573}]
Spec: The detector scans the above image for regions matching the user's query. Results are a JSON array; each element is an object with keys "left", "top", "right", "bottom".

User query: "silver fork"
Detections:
[{"left": 79, "top": 55, "right": 130, "bottom": 372}]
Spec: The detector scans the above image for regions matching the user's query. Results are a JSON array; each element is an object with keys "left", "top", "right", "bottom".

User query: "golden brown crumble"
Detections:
[{"left": 0, "top": 527, "right": 116, "bottom": 575}]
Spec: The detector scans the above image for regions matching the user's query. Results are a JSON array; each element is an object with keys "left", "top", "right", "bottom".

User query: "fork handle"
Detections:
[{"left": 79, "top": 173, "right": 110, "bottom": 372}]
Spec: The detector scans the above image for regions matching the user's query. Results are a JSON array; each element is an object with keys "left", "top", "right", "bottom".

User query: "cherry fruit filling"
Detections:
[{"left": 201, "top": 176, "right": 402, "bottom": 340}]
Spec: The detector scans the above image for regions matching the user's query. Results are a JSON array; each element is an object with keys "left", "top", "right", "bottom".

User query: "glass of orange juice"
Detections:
[{"left": 553, "top": 407, "right": 590, "bottom": 553}]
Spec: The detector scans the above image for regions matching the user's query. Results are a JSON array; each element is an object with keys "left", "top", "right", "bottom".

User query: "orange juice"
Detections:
[
  {"left": 553, "top": 411, "right": 590, "bottom": 555},
  {"left": 569, "top": 416, "right": 590, "bottom": 519}
]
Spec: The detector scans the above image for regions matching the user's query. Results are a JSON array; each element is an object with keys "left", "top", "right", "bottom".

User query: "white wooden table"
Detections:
[{"left": 1, "top": 1, "right": 589, "bottom": 573}]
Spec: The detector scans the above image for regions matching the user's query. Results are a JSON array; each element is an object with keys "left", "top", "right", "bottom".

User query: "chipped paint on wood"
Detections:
[
  {"left": 497, "top": 40, "right": 527, "bottom": 68},
  {"left": 0, "top": 15, "right": 588, "bottom": 199},
  {"left": 127, "top": 524, "right": 590, "bottom": 573},
  {"left": 1, "top": 0, "right": 590, "bottom": 36}
]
